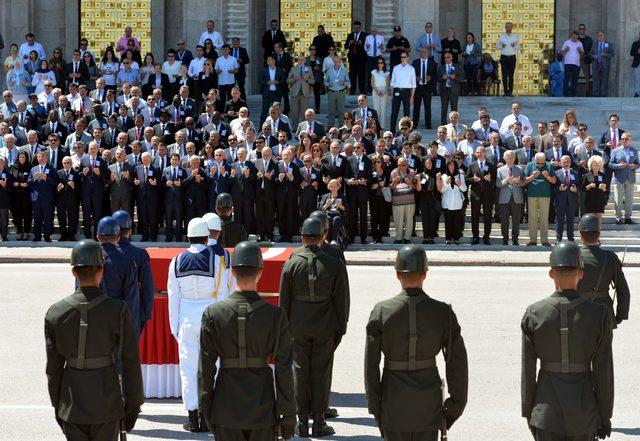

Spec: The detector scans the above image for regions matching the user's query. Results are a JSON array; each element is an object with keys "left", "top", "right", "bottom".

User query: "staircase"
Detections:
[
  {"left": 370, "top": 0, "right": 397, "bottom": 60},
  {"left": 222, "top": 0, "right": 249, "bottom": 48}
]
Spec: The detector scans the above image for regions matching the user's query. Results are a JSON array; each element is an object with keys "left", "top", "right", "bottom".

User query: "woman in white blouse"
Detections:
[
  {"left": 99, "top": 47, "right": 119, "bottom": 91},
  {"left": 437, "top": 159, "right": 467, "bottom": 244},
  {"left": 370, "top": 57, "right": 390, "bottom": 128},
  {"left": 559, "top": 109, "right": 579, "bottom": 143}
]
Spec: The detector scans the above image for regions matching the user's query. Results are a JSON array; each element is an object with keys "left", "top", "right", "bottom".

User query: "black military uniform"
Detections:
[
  {"left": 45, "top": 239, "right": 143, "bottom": 441},
  {"left": 198, "top": 241, "right": 296, "bottom": 441},
  {"left": 216, "top": 192, "right": 248, "bottom": 247},
  {"left": 365, "top": 245, "right": 468, "bottom": 441},
  {"left": 576, "top": 214, "right": 630, "bottom": 329},
  {"left": 521, "top": 241, "right": 614, "bottom": 440},
  {"left": 279, "top": 218, "right": 349, "bottom": 436}
]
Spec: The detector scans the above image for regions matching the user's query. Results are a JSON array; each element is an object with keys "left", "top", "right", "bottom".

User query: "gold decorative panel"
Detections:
[
  {"left": 280, "top": 1, "right": 351, "bottom": 60},
  {"left": 482, "top": 0, "right": 555, "bottom": 95},
  {"left": 81, "top": 2, "right": 152, "bottom": 55}
]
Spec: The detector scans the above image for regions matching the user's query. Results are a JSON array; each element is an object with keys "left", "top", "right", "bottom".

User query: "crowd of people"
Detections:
[{"left": 0, "top": 22, "right": 638, "bottom": 245}]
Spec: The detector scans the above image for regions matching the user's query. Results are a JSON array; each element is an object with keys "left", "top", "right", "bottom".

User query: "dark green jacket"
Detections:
[
  {"left": 220, "top": 218, "right": 248, "bottom": 248},
  {"left": 279, "top": 245, "right": 349, "bottom": 339},
  {"left": 44, "top": 286, "right": 143, "bottom": 424},
  {"left": 578, "top": 244, "right": 630, "bottom": 327},
  {"left": 198, "top": 291, "right": 295, "bottom": 429},
  {"left": 365, "top": 288, "right": 468, "bottom": 431},
  {"left": 521, "top": 290, "right": 613, "bottom": 435}
]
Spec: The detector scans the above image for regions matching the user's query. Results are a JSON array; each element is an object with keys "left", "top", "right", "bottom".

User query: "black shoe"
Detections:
[
  {"left": 513, "top": 241, "right": 520, "bottom": 246},
  {"left": 471, "top": 238, "right": 480, "bottom": 245},
  {"left": 199, "top": 411, "right": 208, "bottom": 432},
  {"left": 616, "top": 218, "right": 624, "bottom": 225},
  {"left": 426, "top": 124, "right": 433, "bottom": 129},
  {"left": 483, "top": 238, "right": 491, "bottom": 245},
  {"left": 312, "top": 420, "right": 335, "bottom": 437},
  {"left": 360, "top": 239, "right": 368, "bottom": 245},
  {"left": 635, "top": 93, "right": 639, "bottom": 97},
  {"left": 422, "top": 239, "right": 430, "bottom": 244},
  {"left": 44, "top": 236, "right": 52, "bottom": 243},
  {"left": 32, "top": 237, "right": 41, "bottom": 242},
  {"left": 502, "top": 239, "right": 508, "bottom": 245},
  {"left": 393, "top": 240, "right": 403, "bottom": 244},
  {"left": 625, "top": 218, "right": 635, "bottom": 225},
  {"left": 297, "top": 419, "right": 310, "bottom": 437},
  {"left": 183, "top": 410, "right": 200, "bottom": 432},
  {"left": 403, "top": 239, "right": 411, "bottom": 244},
  {"left": 324, "top": 408, "right": 339, "bottom": 419}
]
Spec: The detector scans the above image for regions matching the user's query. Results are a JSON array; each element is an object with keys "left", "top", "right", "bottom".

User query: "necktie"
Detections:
[
  {"left": 74, "top": 63, "right": 78, "bottom": 74},
  {"left": 66, "top": 170, "right": 70, "bottom": 180},
  {"left": 144, "top": 166, "right": 148, "bottom": 180},
  {"left": 480, "top": 161, "right": 484, "bottom": 173},
  {"left": 555, "top": 149, "right": 560, "bottom": 161},
  {"left": 51, "top": 150, "right": 56, "bottom": 167},
  {"left": 422, "top": 60, "right": 426, "bottom": 83},
  {"left": 428, "top": 34, "right": 432, "bottom": 46},
  {"left": 234, "top": 48, "right": 238, "bottom": 58},
  {"left": 373, "top": 37, "right": 377, "bottom": 56},
  {"left": 91, "top": 158, "right": 95, "bottom": 168},
  {"left": 598, "top": 42, "right": 603, "bottom": 62},
  {"left": 137, "top": 128, "right": 141, "bottom": 140},
  {"left": 565, "top": 170, "right": 570, "bottom": 185},
  {"left": 611, "top": 130, "right": 617, "bottom": 148},
  {"left": 172, "top": 167, "right": 177, "bottom": 181},
  {"left": 40, "top": 165, "right": 44, "bottom": 174},
  {"left": 307, "top": 123, "right": 312, "bottom": 134}
]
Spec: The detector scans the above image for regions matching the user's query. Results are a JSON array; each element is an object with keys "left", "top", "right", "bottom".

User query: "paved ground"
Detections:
[{"left": 0, "top": 264, "right": 638, "bottom": 440}]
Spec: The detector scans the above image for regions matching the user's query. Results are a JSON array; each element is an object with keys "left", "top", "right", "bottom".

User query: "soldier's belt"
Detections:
[
  {"left": 582, "top": 290, "right": 610, "bottom": 299},
  {"left": 540, "top": 361, "right": 589, "bottom": 373},
  {"left": 294, "top": 295, "right": 331, "bottom": 303},
  {"left": 220, "top": 357, "right": 269, "bottom": 368},
  {"left": 66, "top": 355, "right": 115, "bottom": 370},
  {"left": 384, "top": 357, "right": 436, "bottom": 371}
]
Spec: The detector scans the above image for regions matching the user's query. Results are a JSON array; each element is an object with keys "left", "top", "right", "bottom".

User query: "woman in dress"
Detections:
[
  {"left": 203, "top": 39, "right": 219, "bottom": 63},
  {"left": 31, "top": 60, "right": 57, "bottom": 95},
  {"left": 369, "top": 156, "right": 390, "bottom": 243},
  {"left": 559, "top": 109, "right": 579, "bottom": 143},
  {"left": 438, "top": 159, "right": 466, "bottom": 244},
  {"left": 581, "top": 155, "right": 608, "bottom": 225},
  {"left": 139, "top": 53, "right": 155, "bottom": 86},
  {"left": 479, "top": 53, "right": 498, "bottom": 96},
  {"left": 197, "top": 59, "right": 218, "bottom": 102},
  {"left": 100, "top": 46, "right": 119, "bottom": 92},
  {"left": 462, "top": 32, "right": 482, "bottom": 95},
  {"left": 82, "top": 52, "right": 99, "bottom": 91},
  {"left": 319, "top": 178, "right": 347, "bottom": 244},
  {"left": 6, "top": 61, "right": 30, "bottom": 102},
  {"left": 416, "top": 156, "right": 442, "bottom": 244},
  {"left": 10, "top": 151, "right": 33, "bottom": 241},
  {"left": 370, "top": 57, "right": 390, "bottom": 128}
]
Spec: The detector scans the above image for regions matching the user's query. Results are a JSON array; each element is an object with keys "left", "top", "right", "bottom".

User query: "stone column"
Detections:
[
  {"left": 398, "top": 0, "right": 438, "bottom": 56},
  {"left": 611, "top": 0, "right": 639, "bottom": 96},
  {"left": 151, "top": 0, "right": 166, "bottom": 59}
]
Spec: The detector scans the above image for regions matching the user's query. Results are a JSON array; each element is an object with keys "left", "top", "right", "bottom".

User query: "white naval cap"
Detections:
[
  {"left": 187, "top": 217, "right": 210, "bottom": 238},
  {"left": 202, "top": 212, "right": 222, "bottom": 231}
]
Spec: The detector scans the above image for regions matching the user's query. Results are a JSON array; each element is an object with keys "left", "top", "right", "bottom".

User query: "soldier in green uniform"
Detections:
[
  {"left": 521, "top": 241, "right": 614, "bottom": 440},
  {"left": 45, "top": 239, "right": 144, "bottom": 441},
  {"left": 577, "top": 213, "right": 630, "bottom": 329},
  {"left": 279, "top": 218, "right": 349, "bottom": 437},
  {"left": 198, "top": 241, "right": 296, "bottom": 441},
  {"left": 216, "top": 192, "right": 248, "bottom": 247},
  {"left": 365, "top": 245, "right": 468, "bottom": 441}
]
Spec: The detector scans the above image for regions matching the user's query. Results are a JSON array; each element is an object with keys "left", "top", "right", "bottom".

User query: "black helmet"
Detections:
[
  {"left": 231, "top": 241, "right": 264, "bottom": 268},
  {"left": 112, "top": 210, "right": 132, "bottom": 230},
  {"left": 309, "top": 210, "right": 329, "bottom": 231},
  {"left": 301, "top": 217, "right": 324, "bottom": 236},
  {"left": 96, "top": 216, "right": 120, "bottom": 236},
  {"left": 550, "top": 240, "right": 584, "bottom": 269},
  {"left": 216, "top": 192, "right": 233, "bottom": 209},
  {"left": 578, "top": 213, "right": 600, "bottom": 232},
  {"left": 394, "top": 244, "right": 428, "bottom": 273},
  {"left": 70, "top": 239, "right": 105, "bottom": 267}
]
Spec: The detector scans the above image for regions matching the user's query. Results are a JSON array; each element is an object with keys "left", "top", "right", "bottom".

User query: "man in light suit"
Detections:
[
  {"left": 554, "top": 155, "right": 579, "bottom": 242},
  {"left": 590, "top": 31, "right": 615, "bottom": 97},
  {"left": 496, "top": 150, "right": 525, "bottom": 245},
  {"left": 295, "top": 109, "right": 326, "bottom": 142},
  {"left": 108, "top": 147, "right": 134, "bottom": 214},
  {"left": 437, "top": 52, "right": 460, "bottom": 126},
  {"left": 287, "top": 54, "right": 315, "bottom": 128},
  {"left": 609, "top": 133, "right": 638, "bottom": 224},
  {"left": 352, "top": 94, "right": 381, "bottom": 132}
]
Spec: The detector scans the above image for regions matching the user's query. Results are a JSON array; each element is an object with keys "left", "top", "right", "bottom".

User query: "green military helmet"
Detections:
[
  {"left": 301, "top": 217, "right": 324, "bottom": 236},
  {"left": 394, "top": 244, "right": 428, "bottom": 273},
  {"left": 216, "top": 192, "right": 233, "bottom": 209},
  {"left": 231, "top": 241, "right": 264, "bottom": 268},
  {"left": 70, "top": 239, "right": 105, "bottom": 267},
  {"left": 309, "top": 210, "right": 329, "bottom": 231},
  {"left": 549, "top": 240, "right": 584, "bottom": 269},
  {"left": 578, "top": 213, "right": 600, "bottom": 232}
]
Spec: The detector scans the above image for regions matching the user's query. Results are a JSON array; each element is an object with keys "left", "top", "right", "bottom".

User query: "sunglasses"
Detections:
[
  {"left": 310, "top": 48, "right": 316, "bottom": 51},
  {"left": 400, "top": 56, "right": 408, "bottom": 59},
  {"left": 377, "top": 61, "right": 384, "bottom": 64}
]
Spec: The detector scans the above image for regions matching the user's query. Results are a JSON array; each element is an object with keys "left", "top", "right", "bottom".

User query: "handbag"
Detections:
[{"left": 381, "top": 186, "right": 392, "bottom": 203}]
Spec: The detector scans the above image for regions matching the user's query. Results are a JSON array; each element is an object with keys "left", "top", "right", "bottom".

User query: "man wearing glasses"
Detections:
[
  {"left": 578, "top": 24, "right": 594, "bottom": 96},
  {"left": 389, "top": 51, "right": 415, "bottom": 133},
  {"left": 412, "top": 46, "right": 436, "bottom": 129},
  {"left": 437, "top": 52, "right": 459, "bottom": 126},
  {"left": 364, "top": 27, "right": 385, "bottom": 94},
  {"left": 175, "top": 40, "right": 194, "bottom": 67}
]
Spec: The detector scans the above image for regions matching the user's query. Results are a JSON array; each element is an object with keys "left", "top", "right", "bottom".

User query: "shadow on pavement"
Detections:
[
  {"left": 130, "top": 428, "right": 211, "bottom": 439},
  {"left": 335, "top": 416, "right": 378, "bottom": 428},
  {"left": 330, "top": 392, "right": 368, "bottom": 408},
  {"left": 612, "top": 427, "right": 640, "bottom": 435}
]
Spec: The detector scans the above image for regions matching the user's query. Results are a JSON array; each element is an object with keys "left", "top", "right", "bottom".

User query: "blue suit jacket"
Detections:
[
  {"left": 28, "top": 165, "right": 57, "bottom": 202},
  {"left": 609, "top": 146, "right": 638, "bottom": 183},
  {"left": 554, "top": 168, "right": 579, "bottom": 207}
]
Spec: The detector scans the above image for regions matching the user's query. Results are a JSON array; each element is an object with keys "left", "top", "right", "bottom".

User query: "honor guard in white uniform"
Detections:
[
  {"left": 203, "top": 212, "right": 235, "bottom": 293},
  {"left": 168, "top": 217, "right": 233, "bottom": 433}
]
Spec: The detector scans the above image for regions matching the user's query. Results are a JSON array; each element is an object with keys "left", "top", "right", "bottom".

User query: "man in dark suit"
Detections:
[
  {"left": 345, "top": 142, "right": 372, "bottom": 244},
  {"left": 134, "top": 153, "right": 159, "bottom": 241},
  {"left": 502, "top": 121, "right": 526, "bottom": 150},
  {"left": 162, "top": 153, "right": 185, "bottom": 241},
  {"left": 29, "top": 151, "right": 58, "bottom": 242},
  {"left": 352, "top": 94, "right": 381, "bottom": 132},
  {"left": 153, "top": 110, "right": 177, "bottom": 145},
  {"left": 437, "top": 52, "right": 460, "bottom": 125},
  {"left": 598, "top": 114, "right": 624, "bottom": 193},
  {"left": 321, "top": 140, "right": 348, "bottom": 185},
  {"left": 258, "top": 56, "right": 286, "bottom": 124},
  {"left": 184, "top": 156, "right": 210, "bottom": 223},
  {"left": 465, "top": 146, "right": 496, "bottom": 245},
  {"left": 56, "top": 156, "right": 80, "bottom": 241},
  {"left": 298, "top": 153, "right": 322, "bottom": 221},
  {"left": 631, "top": 33, "right": 640, "bottom": 97},
  {"left": 545, "top": 135, "right": 572, "bottom": 223},
  {"left": 175, "top": 40, "right": 194, "bottom": 66},
  {"left": 273, "top": 43, "right": 293, "bottom": 115},
  {"left": 116, "top": 105, "right": 135, "bottom": 132},
  {"left": 45, "top": 134, "right": 67, "bottom": 170},
  {"left": 40, "top": 111, "right": 68, "bottom": 144},
  {"left": 108, "top": 148, "right": 135, "bottom": 214},
  {"left": 145, "top": 64, "right": 171, "bottom": 98},
  {"left": 230, "top": 37, "right": 250, "bottom": 100},
  {"left": 178, "top": 117, "right": 203, "bottom": 150},
  {"left": 554, "top": 155, "right": 579, "bottom": 242},
  {"left": 276, "top": 148, "right": 302, "bottom": 241},
  {"left": 66, "top": 50, "right": 89, "bottom": 87},
  {"left": 412, "top": 47, "right": 437, "bottom": 129},
  {"left": 261, "top": 19, "right": 287, "bottom": 63},
  {"left": 79, "top": 143, "right": 109, "bottom": 237},
  {"left": 127, "top": 114, "right": 146, "bottom": 145},
  {"left": 202, "top": 110, "right": 232, "bottom": 144},
  {"left": 252, "top": 142, "right": 279, "bottom": 241},
  {"left": 229, "top": 147, "right": 257, "bottom": 233},
  {"left": 295, "top": 109, "right": 326, "bottom": 141},
  {"left": 474, "top": 114, "right": 499, "bottom": 147},
  {"left": 345, "top": 21, "right": 367, "bottom": 95}
]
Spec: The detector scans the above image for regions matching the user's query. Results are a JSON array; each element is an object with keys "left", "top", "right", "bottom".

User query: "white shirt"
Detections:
[
  {"left": 38, "top": 91, "right": 55, "bottom": 106},
  {"left": 390, "top": 63, "right": 417, "bottom": 88},
  {"left": 471, "top": 118, "right": 499, "bottom": 131},
  {"left": 188, "top": 56, "right": 206, "bottom": 78},
  {"left": 167, "top": 244, "right": 234, "bottom": 337},
  {"left": 19, "top": 42, "right": 46, "bottom": 61},
  {"left": 162, "top": 60, "right": 182, "bottom": 82},
  {"left": 437, "top": 139, "right": 455, "bottom": 157},
  {"left": 214, "top": 55, "right": 239, "bottom": 85},
  {"left": 497, "top": 33, "right": 520, "bottom": 56},
  {"left": 500, "top": 113, "right": 532, "bottom": 136},
  {"left": 364, "top": 34, "right": 385, "bottom": 57},
  {"left": 456, "top": 140, "right": 481, "bottom": 166},
  {"left": 268, "top": 67, "right": 277, "bottom": 91},
  {"left": 440, "top": 173, "right": 467, "bottom": 210},
  {"left": 561, "top": 39, "right": 583, "bottom": 66},
  {"left": 198, "top": 30, "right": 225, "bottom": 49}
]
